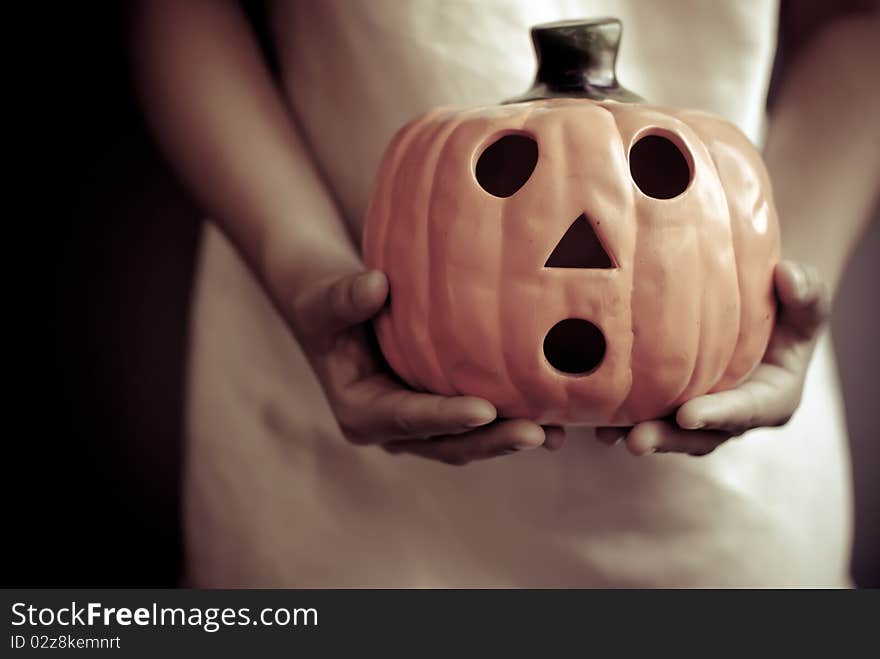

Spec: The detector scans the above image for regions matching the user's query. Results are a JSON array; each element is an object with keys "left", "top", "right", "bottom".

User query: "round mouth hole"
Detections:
[
  {"left": 543, "top": 318, "right": 606, "bottom": 375},
  {"left": 629, "top": 133, "right": 692, "bottom": 199}
]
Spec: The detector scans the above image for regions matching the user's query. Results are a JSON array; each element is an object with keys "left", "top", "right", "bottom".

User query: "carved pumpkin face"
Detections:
[{"left": 362, "top": 22, "right": 779, "bottom": 426}]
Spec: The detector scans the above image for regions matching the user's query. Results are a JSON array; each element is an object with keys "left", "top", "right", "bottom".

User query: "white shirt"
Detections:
[{"left": 184, "top": 0, "right": 853, "bottom": 586}]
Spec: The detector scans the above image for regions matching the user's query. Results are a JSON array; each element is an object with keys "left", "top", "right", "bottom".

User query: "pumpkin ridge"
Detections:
[
  {"left": 425, "top": 111, "right": 491, "bottom": 396},
  {"left": 617, "top": 104, "right": 705, "bottom": 420},
  {"left": 669, "top": 126, "right": 712, "bottom": 410},
  {"left": 379, "top": 114, "right": 436, "bottom": 388},
  {"left": 671, "top": 134, "right": 723, "bottom": 406},
  {"left": 599, "top": 103, "right": 640, "bottom": 424},
  {"left": 653, "top": 223, "right": 705, "bottom": 414},
  {"left": 705, "top": 148, "right": 744, "bottom": 393},
  {"left": 664, "top": 109, "right": 741, "bottom": 396},
  {"left": 500, "top": 105, "right": 541, "bottom": 417},
  {"left": 690, "top": 124, "right": 751, "bottom": 393},
  {"left": 364, "top": 116, "right": 418, "bottom": 269},
  {"left": 368, "top": 119, "right": 417, "bottom": 385},
  {"left": 666, "top": 124, "right": 740, "bottom": 409},
  {"left": 409, "top": 114, "right": 466, "bottom": 394},
  {"left": 682, "top": 111, "right": 777, "bottom": 393},
  {"left": 678, "top": 223, "right": 708, "bottom": 405}
]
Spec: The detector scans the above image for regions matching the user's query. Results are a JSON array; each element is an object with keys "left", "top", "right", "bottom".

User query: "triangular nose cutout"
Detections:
[{"left": 544, "top": 214, "right": 615, "bottom": 269}]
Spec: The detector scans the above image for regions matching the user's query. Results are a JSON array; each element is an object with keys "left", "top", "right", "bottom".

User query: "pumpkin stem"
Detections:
[{"left": 506, "top": 18, "right": 644, "bottom": 104}]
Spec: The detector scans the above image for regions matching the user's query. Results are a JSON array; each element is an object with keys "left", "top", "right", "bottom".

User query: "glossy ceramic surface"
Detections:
[{"left": 362, "top": 19, "right": 780, "bottom": 425}]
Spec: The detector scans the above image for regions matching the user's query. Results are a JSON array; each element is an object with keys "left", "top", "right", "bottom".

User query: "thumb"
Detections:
[
  {"left": 774, "top": 260, "right": 831, "bottom": 340},
  {"left": 295, "top": 270, "right": 389, "bottom": 336}
]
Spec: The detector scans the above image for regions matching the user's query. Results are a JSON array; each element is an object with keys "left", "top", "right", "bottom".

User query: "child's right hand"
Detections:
[{"left": 289, "top": 270, "right": 565, "bottom": 465}]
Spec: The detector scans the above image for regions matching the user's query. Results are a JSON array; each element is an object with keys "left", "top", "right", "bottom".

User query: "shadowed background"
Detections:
[{"left": 13, "top": 3, "right": 877, "bottom": 586}]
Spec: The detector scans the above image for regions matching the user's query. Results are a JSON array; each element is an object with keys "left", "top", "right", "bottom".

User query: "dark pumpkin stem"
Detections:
[{"left": 506, "top": 18, "right": 643, "bottom": 104}]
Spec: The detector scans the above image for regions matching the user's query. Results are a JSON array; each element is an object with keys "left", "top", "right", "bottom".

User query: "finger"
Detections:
[
  {"left": 676, "top": 372, "right": 797, "bottom": 434},
  {"left": 625, "top": 420, "right": 732, "bottom": 456},
  {"left": 384, "top": 419, "right": 546, "bottom": 465},
  {"left": 542, "top": 426, "right": 566, "bottom": 451},
  {"left": 774, "top": 261, "right": 831, "bottom": 339},
  {"left": 595, "top": 426, "right": 631, "bottom": 446},
  {"left": 341, "top": 378, "right": 497, "bottom": 442},
  {"left": 297, "top": 270, "right": 389, "bottom": 335}
]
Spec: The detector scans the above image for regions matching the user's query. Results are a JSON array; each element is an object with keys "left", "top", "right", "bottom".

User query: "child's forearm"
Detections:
[
  {"left": 131, "top": 0, "right": 362, "bottom": 304},
  {"left": 764, "top": 11, "right": 880, "bottom": 294}
]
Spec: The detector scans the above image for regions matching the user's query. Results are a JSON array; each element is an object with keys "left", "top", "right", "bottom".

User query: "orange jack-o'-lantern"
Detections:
[{"left": 363, "top": 18, "right": 779, "bottom": 426}]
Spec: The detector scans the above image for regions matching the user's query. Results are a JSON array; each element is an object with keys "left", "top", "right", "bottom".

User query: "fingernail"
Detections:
[
  {"left": 513, "top": 442, "right": 541, "bottom": 451},
  {"left": 465, "top": 411, "right": 496, "bottom": 428},
  {"left": 792, "top": 265, "right": 808, "bottom": 299},
  {"left": 514, "top": 435, "right": 544, "bottom": 450},
  {"left": 597, "top": 430, "right": 627, "bottom": 446},
  {"left": 352, "top": 272, "right": 376, "bottom": 306}
]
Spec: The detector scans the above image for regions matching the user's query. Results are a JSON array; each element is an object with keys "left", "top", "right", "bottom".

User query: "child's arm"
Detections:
[
  {"left": 597, "top": 4, "right": 880, "bottom": 455},
  {"left": 131, "top": 0, "right": 563, "bottom": 463}
]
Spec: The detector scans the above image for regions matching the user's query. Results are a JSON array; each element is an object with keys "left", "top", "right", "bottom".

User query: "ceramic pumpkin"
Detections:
[{"left": 362, "top": 18, "right": 780, "bottom": 426}]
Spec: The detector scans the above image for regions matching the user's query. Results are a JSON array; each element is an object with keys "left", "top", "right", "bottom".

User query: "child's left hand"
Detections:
[{"left": 595, "top": 260, "right": 831, "bottom": 456}]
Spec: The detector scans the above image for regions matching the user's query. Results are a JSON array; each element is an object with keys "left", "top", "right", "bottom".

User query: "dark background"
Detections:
[{"left": 10, "top": 3, "right": 878, "bottom": 587}]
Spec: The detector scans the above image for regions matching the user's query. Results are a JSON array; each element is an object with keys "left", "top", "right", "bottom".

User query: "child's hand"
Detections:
[
  {"left": 291, "top": 270, "right": 565, "bottom": 464},
  {"left": 595, "top": 260, "right": 831, "bottom": 456}
]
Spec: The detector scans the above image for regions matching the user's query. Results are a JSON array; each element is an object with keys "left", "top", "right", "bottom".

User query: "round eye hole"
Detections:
[
  {"left": 629, "top": 133, "right": 692, "bottom": 199},
  {"left": 475, "top": 133, "right": 538, "bottom": 198}
]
